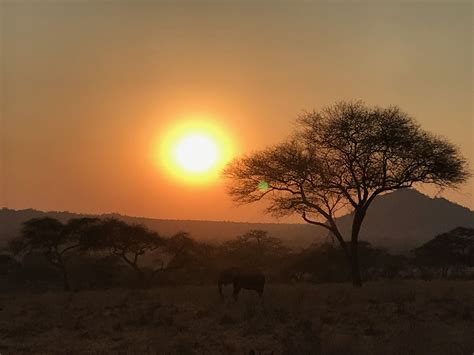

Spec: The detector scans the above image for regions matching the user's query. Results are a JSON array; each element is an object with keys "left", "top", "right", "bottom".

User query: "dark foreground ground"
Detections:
[{"left": 0, "top": 281, "right": 473, "bottom": 354}]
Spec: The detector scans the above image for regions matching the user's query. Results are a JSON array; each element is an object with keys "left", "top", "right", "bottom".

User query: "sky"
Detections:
[{"left": 1, "top": 0, "right": 472, "bottom": 222}]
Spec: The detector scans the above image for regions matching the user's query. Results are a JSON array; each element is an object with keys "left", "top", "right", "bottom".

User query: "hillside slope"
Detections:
[
  {"left": 338, "top": 189, "right": 474, "bottom": 252},
  {"left": 0, "top": 208, "right": 325, "bottom": 249},
  {"left": 1, "top": 189, "right": 472, "bottom": 251}
]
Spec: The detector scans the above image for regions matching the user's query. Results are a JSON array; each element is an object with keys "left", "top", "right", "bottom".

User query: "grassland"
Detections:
[{"left": 0, "top": 281, "right": 473, "bottom": 354}]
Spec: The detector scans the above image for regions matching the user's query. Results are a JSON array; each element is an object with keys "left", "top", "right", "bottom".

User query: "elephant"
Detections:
[{"left": 218, "top": 267, "right": 265, "bottom": 300}]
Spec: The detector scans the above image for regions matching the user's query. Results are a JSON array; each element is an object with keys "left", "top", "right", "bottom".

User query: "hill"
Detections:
[
  {"left": 1, "top": 189, "right": 473, "bottom": 252},
  {"left": 413, "top": 227, "right": 474, "bottom": 266},
  {"left": 0, "top": 208, "right": 326, "bottom": 249},
  {"left": 338, "top": 189, "right": 474, "bottom": 252}
]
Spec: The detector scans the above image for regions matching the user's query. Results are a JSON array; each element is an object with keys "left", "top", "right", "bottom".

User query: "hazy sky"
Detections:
[{"left": 1, "top": 1, "right": 472, "bottom": 222}]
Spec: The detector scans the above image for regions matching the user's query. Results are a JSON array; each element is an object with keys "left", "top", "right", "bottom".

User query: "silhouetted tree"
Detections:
[
  {"left": 414, "top": 227, "right": 474, "bottom": 275},
  {"left": 221, "top": 229, "right": 289, "bottom": 269},
  {"left": 0, "top": 254, "right": 21, "bottom": 277},
  {"left": 8, "top": 217, "right": 99, "bottom": 290},
  {"left": 288, "top": 242, "right": 347, "bottom": 283},
  {"left": 224, "top": 101, "right": 469, "bottom": 287},
  {"left": 164, "top": 232, "right": 209, "bottom": 270},
  {"left": 158, "top": 233, "right": 221, "bottom": 286},
  {"left": 81, "top": 218, "right": 164, "bottom": 280}
]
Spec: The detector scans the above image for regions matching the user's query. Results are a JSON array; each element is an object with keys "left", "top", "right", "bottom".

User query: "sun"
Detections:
[
  {"left": 156, "top": 118, "right": 234, "bottom": 184},
  {"left": 175, "top": 134, "right": 218, "bottom": 173}
]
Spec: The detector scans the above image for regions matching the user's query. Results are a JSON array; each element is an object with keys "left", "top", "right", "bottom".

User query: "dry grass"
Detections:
[{"left": 0, "top": 281, "right": 473, "bottom": 354}]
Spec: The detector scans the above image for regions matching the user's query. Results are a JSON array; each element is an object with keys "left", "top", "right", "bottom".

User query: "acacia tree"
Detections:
[
  {"left": 224, "top": 101, "right": 469, "bottom": 287},
  {"left": 165, "top": 232, "right": 202, "bottom": 270},
  {"left": 162, "top": 232, "right": 216, "bottom": 278},
  {"left": 414, "top": 227, "right": 474, "bottom": 274},
  {"left": 221, "top": 229, "right": 289, "bottom": 268},
  {"left": 82, "top": 218, "right": 164, "bottom": 278},
  {"left": 9, "top": 217, "right": 99, "bottom": 290}
]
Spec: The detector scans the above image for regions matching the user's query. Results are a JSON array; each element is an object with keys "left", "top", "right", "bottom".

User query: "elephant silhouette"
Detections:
[{"left": 218, "top": 267, "right": 265, "bottom": 300}]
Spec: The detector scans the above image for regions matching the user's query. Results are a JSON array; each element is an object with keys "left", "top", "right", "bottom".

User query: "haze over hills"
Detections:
[
  {"left": 338, "top": 189, "right": 474, "bottom": 252},
  {"left": 0, "top": 208, "right": 324, "bottom": 249},
  {"left": 1, "top": 189, "right": 473, "bottom": 252}
]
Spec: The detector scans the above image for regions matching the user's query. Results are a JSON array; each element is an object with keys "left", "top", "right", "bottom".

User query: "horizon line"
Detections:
[{"left": 2, "top": 189, "right": 473, "bottom": 224}]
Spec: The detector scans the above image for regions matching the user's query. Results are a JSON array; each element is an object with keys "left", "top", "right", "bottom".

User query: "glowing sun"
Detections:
[
  {"left": 175, "top": 134, "right": 218, "bottom": 173},
  {"left": 157, "top": 119, "right": 234, "bottom": 183}
]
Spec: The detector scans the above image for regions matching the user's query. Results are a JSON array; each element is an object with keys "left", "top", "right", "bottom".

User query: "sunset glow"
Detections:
[
  {"left": 3, "top": 1, "right": 472, "bottom": 220},
  {"left": 175, "top": 134, "right": 218, "bottom": 173},
  {"left": 158, "top": 119, "right": 234, "bottom": 184},
  {"left": 2, "top": 2, "right": 473, "bottom": 351}
]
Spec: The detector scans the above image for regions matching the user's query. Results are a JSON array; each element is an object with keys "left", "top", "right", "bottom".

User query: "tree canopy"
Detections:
[
  {"left": 8, "top": 217, "right": 100, "bottom": 290},
  {"left": 224, "top": 101, "right": 469, "bottom": 286},
  {"left": 414, "top": 227, "right": 474, "bottom": 267},
  {"left": 81, "top": 218, "right": 164, "bottom": 275},
  {"left": 221, "top": 229, "right": 289, "bottom": 268}
]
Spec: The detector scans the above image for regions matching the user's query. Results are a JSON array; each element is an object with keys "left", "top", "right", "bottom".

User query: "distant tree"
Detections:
[
  {"left": 414, "top": 227, "right": 474, "bottom": 274},
  {"left": 8, "top": 217, "right": 99, "bottom": 290},
  {"left": 156, "top": 232, "right": 218, "bottom": 284},
  {"left": 288, "top": 242, "right": 346, "bottom": 283},
  {"left": 288, "top": 241, "right": 400, "bottom": 283},
  {"left": 164, "top": 232, "right": 207, "bottom": 270},
  {"left": 0, "top": 254, "right": 21, "bottom": 277},
  {"left": 224, "top": 101, "right": 469, "bottom": 287},
  {"left": 81, "top": 218, "right": 164, "bottom": 280},
  {"left": 221, "top": 229, "right": 289, "bottom": 268}
]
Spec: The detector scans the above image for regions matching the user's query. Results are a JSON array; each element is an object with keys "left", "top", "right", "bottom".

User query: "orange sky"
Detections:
[{"left": 1, "top": 1, "right": 472, "bottom": 222}]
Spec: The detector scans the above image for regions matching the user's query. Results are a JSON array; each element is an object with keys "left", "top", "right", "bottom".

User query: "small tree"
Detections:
[
  {"left": 165, "top": 232, "right": 202, "bottom": 270},
  {"left": 224, "top": 101, "right": 469, "bottom": 287},
  {"left": 161, "top": 232, "right": 216, "bottom": 283},
  {"left": 414, "top": 227, "right": 474, "bottom": 275},
  {"left": 82, "top": 218, "right": 164, "bottom": 279},
  {"left": 221, "top": 229, "right": 288, "bottom": 268},
  {"left": 9, "top": 217, "right": 99, "bottom": 290},
  {"left": 288, "top": 243, "right": 347, "bottom": 283}
]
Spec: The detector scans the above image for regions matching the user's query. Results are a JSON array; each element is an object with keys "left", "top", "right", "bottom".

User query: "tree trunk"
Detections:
[
  {"left": 52, "top": 253, "right": 71, "bottom": 291},
  {"left": 61, "top": 266, "right": 70, "bottom": 291},
  {"left": 349, "top": 209, "right": 366, "bottom": 288},
  {"left": 350, "top": 241, "right": 362, "bottom": 288},
  {"left": 326, "top": 209, "right": 365, "bottom": 288},
  {"left": 133, "top": 266, "right": 148, "bottom": 288}
]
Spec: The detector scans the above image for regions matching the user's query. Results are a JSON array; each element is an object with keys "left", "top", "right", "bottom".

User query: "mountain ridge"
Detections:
[{"left": 1, "top": 189, "right": 473, "bottom": 252}]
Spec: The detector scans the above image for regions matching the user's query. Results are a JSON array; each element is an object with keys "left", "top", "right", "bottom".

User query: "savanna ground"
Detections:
[{"left": 0, "top": 281, "right": 473, "bottom": 354}]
